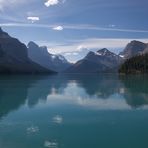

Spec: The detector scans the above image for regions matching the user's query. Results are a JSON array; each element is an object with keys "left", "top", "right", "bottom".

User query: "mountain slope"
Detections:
[
  {"left": 119, "top": 40, "right": 148, "bottom": 59},
  {"left": 66, "top": 48, "right": 123, "bottom": 73},
  {"left": 0, "top": 28, "right": 55, "bottom": 74},
  {"left": 27, "top": 41, "right": 71, "bottom": 72},
  {"left": 118, "top": 40, "right": 148, "bottom": 74},
  {"left": 119, "top": 53, "right": 148, "bottom": 74}
]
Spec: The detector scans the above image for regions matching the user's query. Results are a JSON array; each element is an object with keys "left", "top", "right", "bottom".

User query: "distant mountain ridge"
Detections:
[
  {"left": 27, "top": 41, "right": 72, "bottom": 72},
  {"left": 65, "top": 48, "right": 123, "bottom": 73},
  {"left": 66, "top": 40, "right": 148, "bottom": 73},
  {"left": 0, "top": 27, "right": 55, "bottom": 74},
  {"left": 1, "top": 27, "right": 148, "bottom": 74}
]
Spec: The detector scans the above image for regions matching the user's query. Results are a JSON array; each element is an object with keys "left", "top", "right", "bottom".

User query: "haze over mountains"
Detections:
[
  {"left": 27, "top": 41, "right": 71, "bottom": 72},
  {"left": 0, "top": 27, "right": 148, "bottom": 74}
]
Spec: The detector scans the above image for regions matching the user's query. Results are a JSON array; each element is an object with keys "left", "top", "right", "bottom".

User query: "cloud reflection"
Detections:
[
  {"left": 52, "top": 115, "right": 63, "bottom": 124},
  {"left": 44, "top": 140, "right": 58, "bottom": 148},
  {"left": 27, "top": 125, "right": 39, "bottom": 134},
  {"left": 1, "top": 74, "right": 148, "bottom": 120}
]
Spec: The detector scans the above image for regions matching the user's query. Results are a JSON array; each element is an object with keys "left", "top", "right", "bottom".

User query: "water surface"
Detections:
[{"left": 0, "top": 74, "right": 148, "bottom": 148}]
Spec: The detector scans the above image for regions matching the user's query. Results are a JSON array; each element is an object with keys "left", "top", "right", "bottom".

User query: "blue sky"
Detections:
[{"left": 0, "top": 0, "right": 148, "bottom": 62}]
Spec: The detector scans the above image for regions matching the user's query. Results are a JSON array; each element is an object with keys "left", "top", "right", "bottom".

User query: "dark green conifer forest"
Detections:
[{"left": 119, "top": 54, "right": 148, "bottom": 74}]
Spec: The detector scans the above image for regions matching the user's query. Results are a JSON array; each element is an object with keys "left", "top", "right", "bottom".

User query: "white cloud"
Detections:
[
  {"left": 44, "top": 0, "right": 59, "bottom": 7},
  {"left": 27, "top": 16, "right": 40, "bottom": 23},
  {"left": 73, "top": 52, "right": 79, "bottom": 55},
  {"left": 64, "top": 52, "right": 72, "bottom": 56},
  {"left": 53, "top": 26, "right": 63, "bottom": 31},
  {"left": 77, "top": 45, "right": 87, "bottom": 50},
  {"left": 64, "top": 52, "right": 79, "bottom": 56}
]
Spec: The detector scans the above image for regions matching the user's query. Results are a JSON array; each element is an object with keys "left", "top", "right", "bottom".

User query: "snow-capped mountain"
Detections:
[{"left": 65, "top": 48, "right": 123, "bottom": 73}]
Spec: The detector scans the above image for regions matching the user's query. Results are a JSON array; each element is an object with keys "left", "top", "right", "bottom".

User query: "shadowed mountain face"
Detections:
[
  {"left": 27, "top": 41, "right": 71, "bottom": 72},
  {"left": 0, "top": 28, "right": 55, "bottom": 74},
  {"left": 119, "top": 40, "right": 148, "bottom": 59},
  {"left": 0, "top": 28, "right": 28, "bottom": 61},
  {"left": 66, "top": 48, "right": 123, "bottom": 73}
]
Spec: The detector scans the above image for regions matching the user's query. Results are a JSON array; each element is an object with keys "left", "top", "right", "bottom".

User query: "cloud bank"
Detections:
[
  {"left": 45, "top": 38, "right": 148, "bottom": 54},
  {"left": 37, "top": 38, "right": 148, "bottom": 62}
]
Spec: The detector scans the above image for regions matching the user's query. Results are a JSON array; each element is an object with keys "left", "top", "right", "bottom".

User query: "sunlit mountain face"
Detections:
[{"left": 1, "top": 0, "right": 148, "bottom": 62}]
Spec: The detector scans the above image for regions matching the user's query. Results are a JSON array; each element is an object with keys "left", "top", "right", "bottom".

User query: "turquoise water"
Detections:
[{"left": 0, "top": 74, "right": 148, "bottom": 148}]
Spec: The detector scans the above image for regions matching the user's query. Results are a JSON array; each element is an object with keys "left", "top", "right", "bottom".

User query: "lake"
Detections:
[{"left": 0, "top": 74, "right": 148, "bottom": 148}]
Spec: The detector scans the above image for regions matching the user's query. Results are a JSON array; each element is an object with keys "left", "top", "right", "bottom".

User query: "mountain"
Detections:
[
  {"left": 118, "top": 40, "right": 148, "bottom": 74},
  {"left": 0, "top": 27, "right": 55, "bottom": 74},
  {"left": 27, "top": 41, "right": 71, "bottom": 72},
  {"left": 120, "top": 75, "right": 148, "bottom": 108},
  {"left": 119, "top": 40, "right": 148, "bottom": 59},
  {"left": 65, "top": 48, "right": 123, "bottom": 73},
  {"left": 143, "top": 43, "right": 148, "bottom": 54}
]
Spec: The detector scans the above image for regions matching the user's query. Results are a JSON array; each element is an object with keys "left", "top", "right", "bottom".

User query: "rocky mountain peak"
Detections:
[
  {"left": 28, "top": 41, "right": 39, "bottom": 48},
  {"left": 119, "top": 40, "right": 147, "bottom": 59},
  {"left": 96, "top": 48, "right": 113, "bottom": 56}
]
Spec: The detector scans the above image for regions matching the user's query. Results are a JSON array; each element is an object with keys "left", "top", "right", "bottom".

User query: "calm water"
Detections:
[{"left": 0, "top": 74, "right": 148, "bottom": 148}]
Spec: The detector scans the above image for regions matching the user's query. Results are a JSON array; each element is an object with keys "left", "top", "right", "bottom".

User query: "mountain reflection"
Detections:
[
  {"left": 27, "top": 74, "right": 123, "bottom": 107},
  {"left": 71, "top": 74, "right": 122, "bottom": 99},
  {"left": 0, "top": 75, "right": 47, "bottom": 119},
  {"left": 120, "top": 75, "right": 148, "bottom": 108},
  {"left": 1, "top": 74, "right": 148, "bottom": 119},
  {"left": 27, "top": 75, "right": 68, "bottom": 107}
]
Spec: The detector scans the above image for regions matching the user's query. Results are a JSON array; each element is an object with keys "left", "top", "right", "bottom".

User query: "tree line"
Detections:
[{"left": 119, "top": 54, "right": 148, "bottom": 74}]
